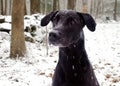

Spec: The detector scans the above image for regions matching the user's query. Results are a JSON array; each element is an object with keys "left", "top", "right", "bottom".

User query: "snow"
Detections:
[
  {"left": 0, "top": 15, "right": 120, "bottom": 86},
  {"left": 84, "top": 23, "right": 120, "bottom": 86},
  {"left": 0, "top": 23, "right": 11, "bottom": 30}
]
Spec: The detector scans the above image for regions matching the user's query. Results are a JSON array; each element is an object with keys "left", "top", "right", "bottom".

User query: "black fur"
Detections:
[{"left": 41, "top": 10, "right": 99, "bottom": 86}]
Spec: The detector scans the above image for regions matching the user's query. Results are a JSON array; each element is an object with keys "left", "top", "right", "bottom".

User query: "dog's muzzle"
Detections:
[{"left": 49, "top": 30, "right": 61, "bottom": 45}]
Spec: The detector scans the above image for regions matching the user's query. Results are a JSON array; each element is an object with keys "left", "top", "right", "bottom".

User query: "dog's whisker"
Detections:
[
  {"left": 73, "top": 56, "right": 75, "bottom": 59},
  {"left": 67, "top": 56, "right": 69, "bottom": 61},
  {"left": 72, "top": 65, "right": 75, "bottom": 70},
  {"left": 74, "top": 73, "right": 77, "bottom": 77}
]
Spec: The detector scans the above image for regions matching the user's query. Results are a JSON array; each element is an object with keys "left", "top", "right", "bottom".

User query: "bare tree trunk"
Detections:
[
  {"left": 30, "top": 0, "right": 40, "bottom": 14},
  {"left": 5, "top": 0, "right": 7, "bottom": 15},
  {"left": 113, "top": 0, "right": 117, "bottom": 20},
  {"left": 0, "top": 0, "right": 1, "bottom": 14},
  {"left": 59, "top": 0, "right": 67, "bottom": 10},
  {"left": 93, "top": 0, "right": 96, "bottom": 16},
  {"left": 10, "top": 0, "right": 26, "bottom": 58},
  {"left": 67, "top": 0, "right": 76, "bottom": 10},
  {"left": 95, "top": 0, "right": 101, "bottom": 19},
  {"left": 41, "top": 0, "right": 44, "bottom": 14},
  {"left": 45, "top": 0, "right": 47, "bottom": 14},
  {"left": 101, "top": 0, "right": 104, "bottom": 15},
  {"left": 87, "top": 0, "right": 91, "bottom": 13},
  {"left": 90, "top": 0, "right": 93, "bottom": 14},
  {"left": 6, "top": 0, "right": 10, "bottom": 15},
  {"left": 0, "top": 0, "right": 9, "bottom": 15},
  {"left": 24, "top": 0, "right": 27, "bottom": 15},
  {"left": 76, "top": 0, "right": 83, "bottom": 12},
  {"left": 53, "top": 0, "right": 57, "bottom": 11},
  {"left": 9, "top": 0, "right": 12, "bottom": 15},
  {"left": 2, "top": 0, "right": 6, "bottom": 15},
  {"left": 45, "top": 0, "right": 48, "bottom": 55},
  {"left": 97, "top": 0, "right": 100, "bottom": 15},
  {"left": 1, "top": 0, "right": 3, "bottom": 15},
  {"left": 53, "top": 0, "right": 59, "bottom": 11},
  {"left": 26, "top": 0, "right": 30, "bottom": 15}
]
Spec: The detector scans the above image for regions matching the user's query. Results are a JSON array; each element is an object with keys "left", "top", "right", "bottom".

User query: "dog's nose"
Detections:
[{"left": 49, "top": 31, "right": 60, "bottom": 41}]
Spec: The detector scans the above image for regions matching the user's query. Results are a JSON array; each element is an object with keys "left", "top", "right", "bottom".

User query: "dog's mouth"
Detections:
[
  {"left": 49, "top": 35, "right": 74, "bottom": 47},
  {"left": 48, "top": 30, "right": 80, "bottom": 47},
  {"left": 48, "top": 37, "right": 66, "bottom": 47},
  {"left": 48, "top": 36, "right": 78, "bottom": 47},
  {"left": 48, "top": 30, "right": 67, "bottom": 47}
]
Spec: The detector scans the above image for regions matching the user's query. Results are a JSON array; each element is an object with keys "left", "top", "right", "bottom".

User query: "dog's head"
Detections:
[{"left": 41, "top": 10, "right": 96, "bottom": 47}]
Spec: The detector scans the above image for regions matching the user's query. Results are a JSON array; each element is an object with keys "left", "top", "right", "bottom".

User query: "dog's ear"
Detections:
[
  {"left": 41, "top": 11, "right": 58, "bottom": 26},
  {"left": 77, "top": 12, "right": 96, "bottom": 32}
]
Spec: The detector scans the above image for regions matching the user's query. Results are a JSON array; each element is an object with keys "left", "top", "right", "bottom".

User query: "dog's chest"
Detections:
[{"left": 59, "top": 49, "right": 89, "bottom": 78}]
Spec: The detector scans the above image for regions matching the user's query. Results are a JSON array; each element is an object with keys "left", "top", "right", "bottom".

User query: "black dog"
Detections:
[{"left": 41, "top": 10, "right": 99, "bottom": 86}]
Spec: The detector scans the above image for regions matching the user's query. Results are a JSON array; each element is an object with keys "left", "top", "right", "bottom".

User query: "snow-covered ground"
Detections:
[{"left": 0, "top": 15, "right": 120, "bottom": 86}]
